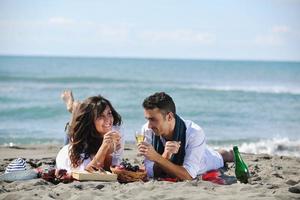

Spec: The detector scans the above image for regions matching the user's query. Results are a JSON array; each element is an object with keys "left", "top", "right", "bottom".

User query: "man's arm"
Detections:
[
  {"left": 138, "top": 142, "right": 192, "bottom": 180},
  {"left": 153, "top": 163, "right": 164, "bottom": 177},
  {"left": 154, "top": 141, "right": 183, "bottom": 178},
  {"left": 154, "top": 157, "right": 192, "bottom": 180}
]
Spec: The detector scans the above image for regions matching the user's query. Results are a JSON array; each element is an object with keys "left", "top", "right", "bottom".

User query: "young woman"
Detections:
[{"left": 56, "top": 91, "right": 124, "bottom": 172}]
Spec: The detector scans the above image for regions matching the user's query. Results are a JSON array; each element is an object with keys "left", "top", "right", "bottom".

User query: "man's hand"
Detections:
[
  {"left": 138, "top": 142, "right": 160, "bottom": 162},
  {"left": 163, "top": 141, "right": 181, "bottom": 159},
  {"left": 138, "top": 141, "right": 192, "bottom": 180}
]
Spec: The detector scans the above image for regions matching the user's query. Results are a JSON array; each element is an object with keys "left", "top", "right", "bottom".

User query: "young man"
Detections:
[{"left": 138, "top": 92, "right": 233, "bottom": 181}]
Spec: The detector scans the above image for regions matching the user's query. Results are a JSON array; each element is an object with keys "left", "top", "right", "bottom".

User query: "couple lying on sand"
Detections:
[{"left": 56, "top": 91, "right": 234, "bottom": 181}]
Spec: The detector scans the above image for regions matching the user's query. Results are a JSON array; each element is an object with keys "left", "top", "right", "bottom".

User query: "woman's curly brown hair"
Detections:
[{"left": 68, "top": 95, "right": 122, "bottom": 168}]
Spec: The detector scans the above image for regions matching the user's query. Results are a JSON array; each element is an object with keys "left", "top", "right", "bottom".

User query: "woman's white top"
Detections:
[{"left": 56, "top": 126, "right": 124, "bottom": 173}]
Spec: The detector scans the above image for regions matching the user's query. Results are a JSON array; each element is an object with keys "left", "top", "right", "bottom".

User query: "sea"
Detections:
[{"left": 0, "top": 55, "right": 300, "bottom": 157}]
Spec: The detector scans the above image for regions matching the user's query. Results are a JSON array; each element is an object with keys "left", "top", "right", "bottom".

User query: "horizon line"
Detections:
[{"left": 0, "top": 53, "right": 299, "bottom": 64}]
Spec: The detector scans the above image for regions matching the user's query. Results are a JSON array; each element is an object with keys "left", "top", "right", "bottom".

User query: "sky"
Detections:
[{"left": 0, "top": 0, "right": 300, "bottom": 61}]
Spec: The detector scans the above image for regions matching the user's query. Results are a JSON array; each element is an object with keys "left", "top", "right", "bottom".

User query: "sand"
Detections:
[{"left": 0, "top": 144, "right": 299, "bottom": 200}]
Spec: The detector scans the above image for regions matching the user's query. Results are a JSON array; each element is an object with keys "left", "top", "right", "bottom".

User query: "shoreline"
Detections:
[
  {"left": 0, "top": 144, "right": 300, "bottom": 199},
  {"left": 2, "top": 136, "right": 300, "bottom": 158}
]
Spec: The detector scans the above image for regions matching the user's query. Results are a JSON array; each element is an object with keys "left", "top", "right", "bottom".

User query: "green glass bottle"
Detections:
[{"left": 233, "top": 146, "right": 250, "bottom": 183}]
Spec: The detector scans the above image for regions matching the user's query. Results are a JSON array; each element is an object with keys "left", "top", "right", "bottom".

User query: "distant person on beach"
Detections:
[
  {"left": 56, "top": 90, "right": 124, "bottom": 172},
  {"left": 138, "top": 92, "right": 234, "bottom": 180}
]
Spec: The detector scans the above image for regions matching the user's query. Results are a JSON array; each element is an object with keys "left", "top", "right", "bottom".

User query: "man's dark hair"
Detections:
[{"left": 143, "top": 92, "right": 176, "bottom": 116}]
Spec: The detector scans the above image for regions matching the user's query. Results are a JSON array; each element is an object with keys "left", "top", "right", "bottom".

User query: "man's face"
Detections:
[{"left": 144, "top": 108, "right": 170, "bottom": 137}]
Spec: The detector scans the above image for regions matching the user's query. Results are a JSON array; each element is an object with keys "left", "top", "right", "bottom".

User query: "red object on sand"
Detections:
[
  {"left": 40, "top": 168, "right": 73, "bottom": 184},
  {"left": 159, "top": 177, "right": 178, "bottom": 182},
  {"left": 156, "top": 170, "right": 226, "bottom": 184},
  {"left": 201, "top": 170, "right": 225, "bottom": 185}
]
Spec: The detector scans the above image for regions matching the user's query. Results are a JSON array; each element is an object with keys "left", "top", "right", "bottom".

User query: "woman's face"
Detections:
[{"left": 94, "top": 105, "right": 114, "bottom": 136}]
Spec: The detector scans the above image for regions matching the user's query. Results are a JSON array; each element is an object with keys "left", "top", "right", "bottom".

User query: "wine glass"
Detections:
[
  {"left": 111, "top": 132, "right": 121, "bottom": 158},
  {"left": 134, "top": 131, "right": 145, "bottom": 162},
  {"left": 135, "top": 131, "right": 145, "bottom": 145}
]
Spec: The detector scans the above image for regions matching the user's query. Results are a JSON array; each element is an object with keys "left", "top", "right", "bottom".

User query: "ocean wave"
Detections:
[
  {"left": 1, "top": 75, "right": 300, "bottom": 95},
  {"left": 179, "top": 85, "right": 300, "bottom": 95},
  {"left": 2, "top": 135, "right": 299, "bottom": 157},
  {"left": 0, "top": 106, "right": 63, "bottom": 120},
  {"left": 209, "top": 137, "right": 300, "bottom": 157},
  {"left": 0, "top": 75, "right": 138, "bottom": 84},
  {"left": 0, "top": 137, "right": 62, "bottom": 146}
]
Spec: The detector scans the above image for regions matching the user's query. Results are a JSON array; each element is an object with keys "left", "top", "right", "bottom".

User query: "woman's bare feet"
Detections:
[{"left": 61, "top": 90, "right": 74, "bottom": 113}]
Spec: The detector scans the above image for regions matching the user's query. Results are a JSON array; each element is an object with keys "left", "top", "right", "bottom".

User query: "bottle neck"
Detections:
[{"left": 233, "top": 146, "right": 242, "bottom": 162}]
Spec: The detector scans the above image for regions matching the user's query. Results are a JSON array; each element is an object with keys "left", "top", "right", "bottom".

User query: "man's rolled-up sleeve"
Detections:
[{"left": 182, "top": 130, "right": 206, "bottom": 179}]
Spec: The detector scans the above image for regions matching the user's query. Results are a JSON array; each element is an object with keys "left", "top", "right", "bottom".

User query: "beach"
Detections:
[
  {"left": 1, "top": 57, "right": 300, "bottom": 199},
  {"left": 1, "top": 1, "right": 300, "bottom": 199},
  {"left": 0, "top": 144, "right": 299, "bottom": 200}
]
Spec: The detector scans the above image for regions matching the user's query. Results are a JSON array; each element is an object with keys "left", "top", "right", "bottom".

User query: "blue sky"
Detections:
[{"left": 0, "top": 0, "right": 299, "bottom": 61}]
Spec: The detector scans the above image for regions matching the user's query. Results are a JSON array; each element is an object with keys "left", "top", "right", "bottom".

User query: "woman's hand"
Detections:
[
  {"left": 85, "top": 159, "right": 101, "bottom": 172},
  {"left": 88, "top": 131, "right": 121, "bottom": 172},
  {"left": 102, "top": 131, "right": 121, "bottom": 153}
]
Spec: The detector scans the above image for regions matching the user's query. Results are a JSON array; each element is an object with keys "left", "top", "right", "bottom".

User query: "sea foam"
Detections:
[{"left": 210, "top": 137, "right": 300, "bottom": 157}]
